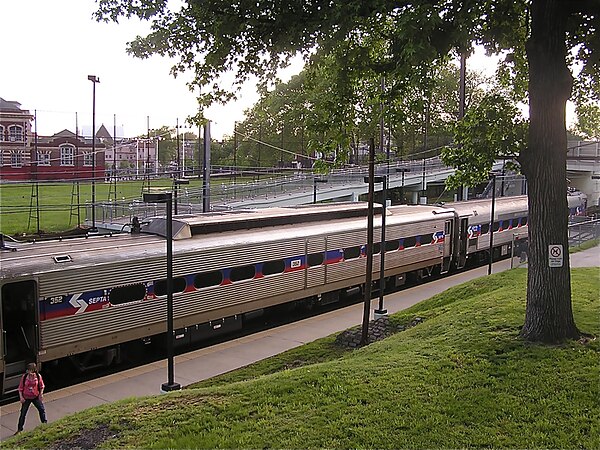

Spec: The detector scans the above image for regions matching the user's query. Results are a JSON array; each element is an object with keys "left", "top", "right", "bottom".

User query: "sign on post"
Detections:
[{"left": 548, "top": 244, "right": 564, "bottom": 268}]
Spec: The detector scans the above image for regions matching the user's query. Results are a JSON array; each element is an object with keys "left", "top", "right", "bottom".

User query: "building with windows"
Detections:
[
  {"left": 105, "top": 138, "right": 159, "bottom": 176},
  {"left": 33, "top": 130, "right": 105, "bottom": 181},
  {"left": 0, "top": 98, "right": 33, "bottom": 177},
  {"left": 0, "top": 98, "right": 105, "bottom": 181}
]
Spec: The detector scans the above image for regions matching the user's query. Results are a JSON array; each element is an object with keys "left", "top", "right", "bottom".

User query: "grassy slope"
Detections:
[{"left": 5, "top": 268, "right": 599, "bottom": 449}]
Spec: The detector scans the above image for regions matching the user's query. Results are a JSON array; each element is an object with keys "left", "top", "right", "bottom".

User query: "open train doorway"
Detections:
[{"left": 1, "top": 280, "right": 38, "bottom": 395}]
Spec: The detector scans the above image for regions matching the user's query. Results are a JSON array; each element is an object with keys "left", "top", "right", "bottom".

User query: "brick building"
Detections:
[
  {"left": 0, "top": 97, "right": 105, "bottom": 181},
  {"left": 0, "top": 98, "right": 34, "bottom": 179}
]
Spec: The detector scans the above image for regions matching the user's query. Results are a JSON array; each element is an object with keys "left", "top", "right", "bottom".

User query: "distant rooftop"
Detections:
[{"left": 0, "top": 97, "right": 26, "bottom": 112}]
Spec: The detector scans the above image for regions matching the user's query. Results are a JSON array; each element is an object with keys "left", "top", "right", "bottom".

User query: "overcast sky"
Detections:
[
  {"left": 1, "top": 0, "right": 270, "bottom": 139},
  {"left": 1, "top": 0, "right": 577, "bottom": 141}
]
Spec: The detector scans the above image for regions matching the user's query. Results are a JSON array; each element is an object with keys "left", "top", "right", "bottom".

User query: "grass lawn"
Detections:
[
  {"left": 4, "top": 268, "right": 599, "bottom": 449},
  {"left": 0, "top": 180, "right": 172, "bottom": 235},
  {"left": 0, "top": 177, "right": 253, "bottom": 236}
]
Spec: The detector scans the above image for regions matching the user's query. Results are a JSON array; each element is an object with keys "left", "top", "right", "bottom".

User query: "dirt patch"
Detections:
[
  {"left": 335, "top": 316, "right": 423, "bottom": 349},
  {"left": 283, "top": 359, "right": 309, "bottom": 370},
  {"left": 47, "top": 424, "right": 118, "bottom": 450}
]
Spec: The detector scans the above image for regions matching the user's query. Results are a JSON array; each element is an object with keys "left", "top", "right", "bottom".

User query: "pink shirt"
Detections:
[{"left": 18, "top": 372, "right": 45, "bottom": 400}]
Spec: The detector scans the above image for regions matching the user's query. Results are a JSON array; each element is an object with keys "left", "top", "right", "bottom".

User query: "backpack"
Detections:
[{"left": 21, "top": 372, "right": 41, "bottom": 398}]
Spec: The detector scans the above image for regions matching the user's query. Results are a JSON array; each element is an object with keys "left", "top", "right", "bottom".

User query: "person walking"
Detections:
[{"left": 15, "top": 362, "right": 47, "bottom": 434}]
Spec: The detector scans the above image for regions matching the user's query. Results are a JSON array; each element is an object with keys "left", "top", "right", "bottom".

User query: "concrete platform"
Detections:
[{"left": 1, "top": 248, "right": 597, "bottom": 439}]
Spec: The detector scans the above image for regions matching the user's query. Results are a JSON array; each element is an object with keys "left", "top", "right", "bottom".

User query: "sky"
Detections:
[
  {"left": 1, "top": 1, "right": 577, "bottom": 142},
  {"left": 1, "top": 0, "right": 272, "bottom": 140}
]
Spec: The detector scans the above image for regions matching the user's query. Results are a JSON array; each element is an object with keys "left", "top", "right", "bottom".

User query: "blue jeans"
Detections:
[{"left": 17, "top": 397, "right": 47, "bottom": 431}]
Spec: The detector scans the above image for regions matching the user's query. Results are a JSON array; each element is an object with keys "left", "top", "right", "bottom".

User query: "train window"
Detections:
[
  {"left": 343, "top": 246, "right": 361, "bottom": 260},
  {"left": 308, "top": 252, "right": 324, "bottom": 267},
  {"left": 263, "top": 259, "right": 285, "bottom": 276},
  {"left": 402, "top": 236, "right": 416, "bottom": 248},
  {"left": 109, "top": 284, "right": 146, "bottom": 305},
  {"left": 373, "top": 242, "right": 381, "bottom": 254},
  {"left": 386, "top": 239, "right": 400, "bottom": 252},
  {"left": 421, "top": 233, "right": 433, "bottom": 245},
  {"left": 481, "top": 223, "right": 490, "bottom": 234},
  {"left": 492, "top": 221, "right": 501, "bottom": 232},
  {"left": 445, "top": 222, "right": 451, "bottom": 234},
  {"left": 154, "top": 277, "right": 187, "bottom": 296},
  {"left": 521, "top": 217, "right": 528, "bottom": 226},
  {"left": 194, "top": 270, "right": 223, "bottom": 288},
  {"left": 230, "top": 265, "right": 256, "bottom": 282}
]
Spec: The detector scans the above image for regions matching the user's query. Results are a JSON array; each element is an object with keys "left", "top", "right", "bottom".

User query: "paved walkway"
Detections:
[{"left": 1, "top": 248, "right": 597, "bottom": 439}]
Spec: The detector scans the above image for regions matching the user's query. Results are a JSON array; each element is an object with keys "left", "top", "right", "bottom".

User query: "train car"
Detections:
[
  {"left": 445, "top": 191, "right": 587, "bottom": 268},
  {"left": 0, "top": 202, "right": 454, "bottom": 396},
  {"left": 0, "top": 192, "right": 587, "bottom": 397},
  {"left": 567, "top": 189, "right": 588, "bottom": 217},
  {"left": 445, "top": 195, "right": 529, "bottom": 268}
]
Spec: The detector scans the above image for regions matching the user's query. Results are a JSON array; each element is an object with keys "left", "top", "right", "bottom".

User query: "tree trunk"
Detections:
[{"left": 520, "top": 0, "right": 581, "bottom": 342}]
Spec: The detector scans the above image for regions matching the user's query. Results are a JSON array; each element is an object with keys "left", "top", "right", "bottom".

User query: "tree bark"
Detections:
[{"left": 520, "top": 0, "right": 581, "bottom": 342}]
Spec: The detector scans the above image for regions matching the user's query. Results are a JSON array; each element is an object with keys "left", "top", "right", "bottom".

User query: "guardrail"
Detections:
[
  {"left": 568, "top": 218, "right": 600, "bottom": 247},
  {"left": 90, "top": 157, "right": 455, "bottom": 224},
  {"left": 510, "top": 217, "right": 600, "bottom": 268}
]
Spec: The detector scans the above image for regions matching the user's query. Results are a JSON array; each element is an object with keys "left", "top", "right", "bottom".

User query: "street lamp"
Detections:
[
  {"left": 88, "top": 75, "right": 100, "bottom": 232},
  {"left": 313, "top": 177, "right": 328, "bottom": 204},
  {"left": 142, "top": 191, "right": 181, "bottom": 393},
  {"left": 488, "top": 173, "right": 497, "bottom": 275},
  {"left": 368, "top": 175, "right": 387, "bottom": 318},
  {"left": 173, "top": 178, "right": 190, "bottom": 215},
  {"left": 361, "top": 138, "right": 376, "bottom": 345}
]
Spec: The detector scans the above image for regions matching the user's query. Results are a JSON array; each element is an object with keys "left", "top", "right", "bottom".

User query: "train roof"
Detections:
[
  {"left": 387, "top": 204, "right": 453, "bottom": 217},
  {"left": 142, "top": 201, "right": 383, "bottom": 239},
  {"left": 1, "top": 202, "right": 453, "bottom": 279},
  {"left": 443, "top": 195, "right": 529, "bottom": 218},
  {"left": 443, "top": 192, "right": 585, "bottom": 218}
]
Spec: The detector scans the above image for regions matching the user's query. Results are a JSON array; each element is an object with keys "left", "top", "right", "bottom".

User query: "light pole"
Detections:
[
  {"left": 202, "top": 121, "right": 211, "bottom": 213},
  {"left": 421, "top": 158, "right": 427, "bottom": 203},
  {"left": 142, "top": 191, "right": 180, "bottom": 393},
  {"left": 176, "top": 118, "right": 181, "bottom": 178},
  {"left": 233, "top": 121, "right": 238, "bottom": 184},
  {"left": 313, "top": 177, "right": 328, "bottom": 204},
  {"left": 361, "top": 138, "right": 376, "bottom": 345},
  {"left": 488, "top": 173, "right": 497, "bottom": 275},
  {"left": 88, "top": 75, "right": 100, "bottom": 232},
  {"left": 369, "top": 175, "right": 387, "bottom": 318},
  {"left": 173, "top": 178, "right": 190, "bottom": 215}
]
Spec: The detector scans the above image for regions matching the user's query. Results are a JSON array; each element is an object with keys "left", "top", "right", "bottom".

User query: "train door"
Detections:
[
  {"left": 1, "top": 280, "right": 38, "bottom": 395},
  {"left": 440, "top": 220, "right": 453, "bottom": 274},
  {"left": 456, "top": 217, "right": 469, "bottom": 269}
]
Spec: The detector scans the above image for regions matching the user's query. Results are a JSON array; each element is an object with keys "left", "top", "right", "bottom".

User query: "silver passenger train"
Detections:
[{"left": 0, "top": 192, "right": 587, "bottom": 396}]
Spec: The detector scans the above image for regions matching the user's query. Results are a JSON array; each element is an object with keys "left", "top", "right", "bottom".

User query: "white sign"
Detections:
[{"left": 548, "top": 244, "right": 564, "bottom": 268}]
